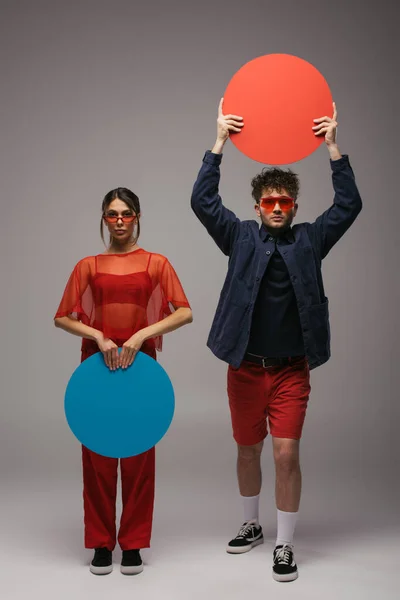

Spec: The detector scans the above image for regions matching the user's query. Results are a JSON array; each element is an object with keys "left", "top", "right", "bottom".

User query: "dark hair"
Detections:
[
  {"left": 251, "top": 167, "right": 300, "bottom": 203},
  {"left": 100, "top": 187, "right": 141, "bottom": 246}
]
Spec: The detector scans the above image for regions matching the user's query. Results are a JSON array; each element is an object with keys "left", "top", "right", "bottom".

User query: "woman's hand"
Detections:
[
  {"left": 96, "top": 335, "right": 120, "bottom": 371},
  {"left": 119, "top": 331, "right": 146, "bottom": 369}
]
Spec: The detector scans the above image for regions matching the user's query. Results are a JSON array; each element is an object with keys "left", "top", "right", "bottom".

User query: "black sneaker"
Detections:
[
  {"left": 120, "top": 549, "right": 144, "bottom": 575},
  {"left": 90, "top": 547, "right": 113, "bottom": 575},
  {"left": 226, "top": 519, "right": 264, "bottom": 554},
  {"left": 272, "top": 544, "right": 298, "bottom": 582}
]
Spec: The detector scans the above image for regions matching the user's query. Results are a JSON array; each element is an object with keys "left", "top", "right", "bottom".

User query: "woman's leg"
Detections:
[
  {"left": 118, "top": 447, "right": 156, "bottom": 550},
  {"left": 82, "top": 446, "right": 118, "bottom": 550}
]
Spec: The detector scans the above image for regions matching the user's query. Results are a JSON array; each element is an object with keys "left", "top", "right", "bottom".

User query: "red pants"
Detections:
[
  {"left": 81, "top": 341, "right": 156, "bottom": 551},
  {"left": 82, "top": 446, "right": 155, "bottom": 551}
]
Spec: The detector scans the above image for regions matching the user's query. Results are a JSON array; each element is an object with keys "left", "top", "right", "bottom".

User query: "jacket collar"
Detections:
[{"left": 260, "top": 223, "right": 295, "bottom": 244}]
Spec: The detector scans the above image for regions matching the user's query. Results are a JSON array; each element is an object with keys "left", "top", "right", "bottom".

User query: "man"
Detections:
[{"left": 191, "top": 99, "right": 362, "bottom": 582}]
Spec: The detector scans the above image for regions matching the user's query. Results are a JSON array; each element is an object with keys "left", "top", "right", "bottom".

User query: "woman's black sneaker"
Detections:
[
  {"left": 226, "top": 519, "right": 264, "bottom": 554},
  {"left": 90, "top": 547, "right": 113, "bottom": 575},
  {"left": 120, "top": 549, "right": 144, "bottom": 575},
  {"left": 272, "top": 544, "right": 298, "bottom": 582}
]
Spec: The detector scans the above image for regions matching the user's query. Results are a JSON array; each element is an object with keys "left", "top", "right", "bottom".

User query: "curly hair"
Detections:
[{"left": 251, "top": 167, "right": 300, "bottom": 203}]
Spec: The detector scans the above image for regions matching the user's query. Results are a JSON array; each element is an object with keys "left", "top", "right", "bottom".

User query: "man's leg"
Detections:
[
  {"left": 237, "top": 441, "right": 264, "bottom": 522},
  {"left": 267, "top": 358, "right": 310, "bottom": 581},
  {"left": 225, "top": 441, "right": 265, "bottom": 553},
  {"left": 226, "top": 363, "right": 267, "bottom": 553},
  {"left": 273, "top": 437, "right": 301, "bottom": 543}
]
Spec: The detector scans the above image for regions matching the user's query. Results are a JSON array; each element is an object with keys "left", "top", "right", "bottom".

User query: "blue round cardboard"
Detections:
[{"left": 64, "top": 351, "right": 175, "bottom": 458}]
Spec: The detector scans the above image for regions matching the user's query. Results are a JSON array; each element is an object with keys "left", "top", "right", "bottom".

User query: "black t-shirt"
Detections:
[{"left": 246, "top": 233, "right": 305, "bottom": 357}]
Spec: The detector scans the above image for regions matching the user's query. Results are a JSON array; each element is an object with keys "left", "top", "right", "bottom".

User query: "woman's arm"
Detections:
[
  {"left": 54, "top": 316, "right": 120, "bottom": 370},
  {"left": 141, "top": 306, "right": 193, "bottom": 340},
  {"left": 54, "top": 315, "right": 103, "bottom": 342},
  {"left": 119, "top": 307, "right": 193, "bottom": 369}
]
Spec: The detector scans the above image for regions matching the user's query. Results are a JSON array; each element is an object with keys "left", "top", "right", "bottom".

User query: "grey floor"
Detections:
[{"left": 1, "top": 469, "right": 398, "bottom": 600}]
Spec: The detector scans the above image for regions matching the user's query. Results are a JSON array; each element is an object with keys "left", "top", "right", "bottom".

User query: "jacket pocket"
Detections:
[
  {"left": 308, "top": 299, "right": 329, "bottom": 326},
  {"left": 307, "top": 299, "right": 330, "bottom": 352}
]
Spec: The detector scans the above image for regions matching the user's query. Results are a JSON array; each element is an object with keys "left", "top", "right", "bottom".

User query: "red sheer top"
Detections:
[{"left": 55, "top": 248, "right": 190, "bottom": 359}]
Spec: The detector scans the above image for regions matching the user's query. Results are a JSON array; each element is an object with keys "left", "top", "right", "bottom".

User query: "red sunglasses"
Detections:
[
  {"left": 260, "top": 196, "right": 295, "bottom": 212},
  {"left": 103, "top": 214, "right": 136, "bottom": 224}
]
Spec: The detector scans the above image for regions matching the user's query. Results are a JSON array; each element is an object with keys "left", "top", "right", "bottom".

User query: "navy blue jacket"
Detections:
[{"left": 191, "top": 150, "right": 362, "bottom": 370}]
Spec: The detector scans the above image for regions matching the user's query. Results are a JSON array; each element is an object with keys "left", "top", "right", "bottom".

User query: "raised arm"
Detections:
[
  {"left": 191, "top": 99, "right": 244, "bottom": 256},
  {"left": 310, "top": 103, "right": 362, "bottom": 258}
]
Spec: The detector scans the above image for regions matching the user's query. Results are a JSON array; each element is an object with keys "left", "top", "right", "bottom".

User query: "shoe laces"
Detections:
[
  {"left": 237, "top": 521, "right": 257, "bottom": 538},
  {"left": 275, "top": 544, "right": 293, "bottom": 565}
]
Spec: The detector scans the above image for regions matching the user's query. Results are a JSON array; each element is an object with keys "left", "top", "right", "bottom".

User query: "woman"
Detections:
[{"left": 54, "top": 187, "right": 192, "bottom": 575}]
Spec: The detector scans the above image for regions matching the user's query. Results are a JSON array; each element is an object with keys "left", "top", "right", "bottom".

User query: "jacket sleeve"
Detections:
[
  {"left": 309, "top": 155, "right": 362, "bottom": 259},
  {"left": 191, "top": 150, "right": 241, "bottom": 256}
]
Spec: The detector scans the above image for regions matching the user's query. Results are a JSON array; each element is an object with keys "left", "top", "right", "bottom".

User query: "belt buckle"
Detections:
[{"left": 262, "top": 357, "right": 273, "bottom": 369}]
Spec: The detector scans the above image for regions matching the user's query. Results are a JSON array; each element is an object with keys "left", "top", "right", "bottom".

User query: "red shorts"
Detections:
[{"left": 227, "top": 357, "right": 311, "bottom": 445}]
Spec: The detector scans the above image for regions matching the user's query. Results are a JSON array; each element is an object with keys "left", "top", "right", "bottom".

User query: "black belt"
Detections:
[{"left": 243, "top": 353, "right": 305, "bottom": 369}]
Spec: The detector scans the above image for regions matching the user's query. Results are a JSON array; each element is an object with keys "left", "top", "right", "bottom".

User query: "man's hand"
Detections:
[
  {"left": 119, "top": 331, "right": 146, "bottom": 369},
  {"left": 212, "top": 98, "right": 244, "bottom": 154},
  {"left": 96, "top": 335, "right": 120, "bottom": 371},
  {"left": 312, "top": 102, "right": 341, "bottom": 160}
]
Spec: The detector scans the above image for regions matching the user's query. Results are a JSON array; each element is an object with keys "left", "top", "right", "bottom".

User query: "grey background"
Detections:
[{"left": 0, "top": 1, "right": 398, "bottom": 598}]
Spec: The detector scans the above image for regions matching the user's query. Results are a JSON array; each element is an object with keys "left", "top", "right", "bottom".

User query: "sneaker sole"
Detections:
[
  {"left": 272, "top": 570, "right": 298, "bottom": 582},
  {"left": 90, "top": 564, "right": 113, "bottom": 575},
  {"left": 226, "top": 536, "right": 264, "bottom": 554},
  {"left": 120, "top": 564, "right": 144, "bottom": 575}
]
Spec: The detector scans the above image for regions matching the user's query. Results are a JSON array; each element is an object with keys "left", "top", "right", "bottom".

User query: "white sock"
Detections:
[
  {"left": 241, "top": 494, "right": 260, "bottom": 524},
  {"left": 276, "top": 509, "right": 298, "bottom": 547}
]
